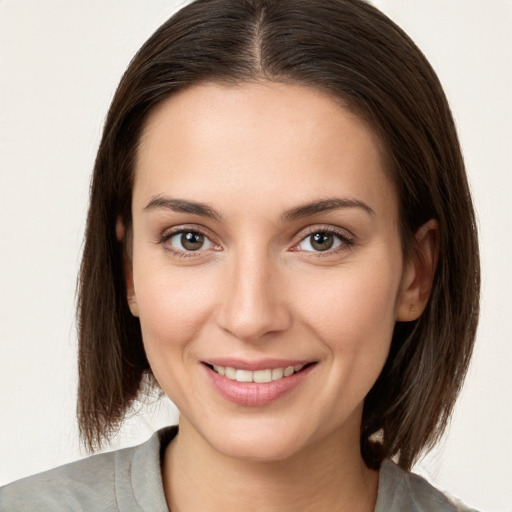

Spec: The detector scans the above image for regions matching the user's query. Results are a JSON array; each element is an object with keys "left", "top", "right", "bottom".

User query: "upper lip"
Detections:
[{"left": 203, "top": 358, "right": 315, "bottom": 371}]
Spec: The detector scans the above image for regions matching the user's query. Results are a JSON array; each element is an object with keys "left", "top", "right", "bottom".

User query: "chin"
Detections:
[
  {"left": 213, "top": 431, "right": 307, "bottom": 462},
  {"left": 191, "top": 413, "right": 327, "bottom": 463}
]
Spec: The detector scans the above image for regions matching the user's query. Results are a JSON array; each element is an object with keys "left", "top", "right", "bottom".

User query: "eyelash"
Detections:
[
  {"left": 158, "top": 225, "right": 355, "bottom": 259},
  {"left": 158, "top": 225, "right": 219, "bottom": 259},
  {"left": 291, "top": 225, "right": 355, "bottom": 257}
]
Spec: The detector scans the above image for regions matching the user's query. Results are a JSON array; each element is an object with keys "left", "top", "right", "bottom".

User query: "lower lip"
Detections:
[{"left": 203, "top": 364, "right": 316, "bottom": 406}]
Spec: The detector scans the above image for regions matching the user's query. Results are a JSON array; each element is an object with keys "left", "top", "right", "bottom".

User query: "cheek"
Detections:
[
  {"left": 297, "top": 264, "right": 399, "bottom": 336},
  {"left": 290, "top": 251, "right": 402, "bottom": 375},
  {"left": 288, "top": 255, "right": 402, "bottom": 426},
  {"left": 133, "top": 262, "right": 217, "bottom": 357},
  {"left": 132, "top": 262, "right": 221, "bottom": 411}
]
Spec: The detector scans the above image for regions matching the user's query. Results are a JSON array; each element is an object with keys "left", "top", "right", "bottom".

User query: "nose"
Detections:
[{"left": 215, "top": 249, "right": 292, "bottom": 342}]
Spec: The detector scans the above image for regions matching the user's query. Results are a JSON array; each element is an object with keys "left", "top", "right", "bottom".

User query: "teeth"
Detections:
[
  {"left": 213, "top": 365, "right": 225, "bottom": 376},
  {"left": 235, "top": 369, "right": 253, "bottom": 382},
  {"left": 212, "top": 364, "right": 305, "bottom": 382},
  {"left": 253, "top": 369, "right": 272, "bottom": 383},
  {"left": 225, "top": 366, "right": 236, "bottom": 379},
  {"left": 271, "top": 368, "right": 284, "bottom": 381}
]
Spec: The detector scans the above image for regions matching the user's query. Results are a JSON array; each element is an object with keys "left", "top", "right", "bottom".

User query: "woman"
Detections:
[{"left": 0, "top": 0, "right": 480, "bottom": 510}]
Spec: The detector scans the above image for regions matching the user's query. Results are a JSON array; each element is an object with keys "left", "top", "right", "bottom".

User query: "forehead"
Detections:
[{"left": 134, "top": 81, "right": 397, "bottom": 221}]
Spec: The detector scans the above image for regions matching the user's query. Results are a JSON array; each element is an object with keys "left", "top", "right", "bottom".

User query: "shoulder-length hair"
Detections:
[{"left": 78, "top": 0, "right": 479, "bottom": 471}]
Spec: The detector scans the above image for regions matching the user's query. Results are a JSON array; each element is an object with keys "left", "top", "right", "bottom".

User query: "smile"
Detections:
[
  {"left": 212, "top": 364, "right": 305, "bottom": 383},
  {"left": 204, "top": 361, "right": 317, "bottom": 406}
]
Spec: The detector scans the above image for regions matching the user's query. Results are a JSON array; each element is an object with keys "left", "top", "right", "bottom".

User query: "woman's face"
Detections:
[{"left": 128, "top": 82, "right": 415, "bottom": 461}]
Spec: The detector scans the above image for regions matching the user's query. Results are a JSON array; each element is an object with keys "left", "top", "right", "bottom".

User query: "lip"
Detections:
[{"left": 202, "top": 360, "right": 317, "bottom": 406}]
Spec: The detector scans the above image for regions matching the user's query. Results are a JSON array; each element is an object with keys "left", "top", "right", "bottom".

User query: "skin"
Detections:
[{"left": 123, "top": 82, "right": 437, "bottom": 511}]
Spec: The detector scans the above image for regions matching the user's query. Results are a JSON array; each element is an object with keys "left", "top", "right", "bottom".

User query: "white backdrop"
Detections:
[{"left": 0, "top": 1, "right": 511, "bottom": 510}]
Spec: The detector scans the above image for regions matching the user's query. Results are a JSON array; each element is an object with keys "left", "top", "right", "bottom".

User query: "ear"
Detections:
[
  {"left": 116, "top": 216, "right": 139, "bottom": 317},
  {"left": 396, "top": 219, "right": 439, "bottom": 321}
]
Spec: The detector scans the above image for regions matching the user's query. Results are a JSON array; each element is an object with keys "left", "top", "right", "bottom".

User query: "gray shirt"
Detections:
[{"left": 0, "top": 426, "right": 478, "bottom": 511}]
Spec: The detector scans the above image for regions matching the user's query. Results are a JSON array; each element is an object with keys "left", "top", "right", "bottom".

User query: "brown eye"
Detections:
[
  {"left": 296, "top": 230, "right": 347, "bottom": 253},
  {"left": 181, "top": 232, "right": 204, "bottom": 251},
  {"left": 168, "top": 230, "right": 214, "bottom": 252},
  {"left": 310, "top": 233, "right": 334, "bottom": 251}
]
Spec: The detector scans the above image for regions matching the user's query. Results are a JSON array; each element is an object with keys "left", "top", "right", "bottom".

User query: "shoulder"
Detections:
[
  {"left": 376, "top": 459, "right": 480, "bottom": 512},
  {"left": 0, "top": 448, "right": 119, "bottom": 511},
  {"left": 0, "top": 426, "right": 177, "bottom": 512}
]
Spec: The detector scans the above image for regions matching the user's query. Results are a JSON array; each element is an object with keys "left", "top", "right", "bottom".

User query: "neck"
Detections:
[{"left": 162, "top": 417, "right": 379, "bottom": 512}]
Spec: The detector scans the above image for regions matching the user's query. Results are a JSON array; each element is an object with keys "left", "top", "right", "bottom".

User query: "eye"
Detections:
[
  {"left": 167, "top": 230, "right": 216, "bottom": 252},
  {"left": 295, "top": 230, "right": 351, "bottom": 253}
]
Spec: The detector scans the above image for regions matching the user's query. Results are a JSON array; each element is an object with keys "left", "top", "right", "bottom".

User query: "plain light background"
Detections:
[{"left": 0, "top": 1, "right": 511, "bottom": 510}]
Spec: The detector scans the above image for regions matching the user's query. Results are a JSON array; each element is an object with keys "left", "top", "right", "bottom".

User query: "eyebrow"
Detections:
[
  {"left": 281, "top": 197, "right": 375, "bottom": 222},
  {"left": 144, "top": 196, "right": 223, "bottom": 220},
  {"left": 143, "top": 195, "right": 374, "bottom": 222}
]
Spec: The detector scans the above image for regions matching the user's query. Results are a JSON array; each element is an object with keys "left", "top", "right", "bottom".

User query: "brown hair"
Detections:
[{"left": 77, "top": 0, "right": 479, "bottom": 470}]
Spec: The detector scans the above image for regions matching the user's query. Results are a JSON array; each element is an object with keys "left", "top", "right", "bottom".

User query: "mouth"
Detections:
[
  {"left": 202, "top": 360, "right": 317, "bottom": 406},
  {"left": 206, "top": 362, "right": 315, "bottom": 383}
]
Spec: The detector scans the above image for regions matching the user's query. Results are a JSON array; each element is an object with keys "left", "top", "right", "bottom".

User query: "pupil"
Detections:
[
  {"left": 311, "top": 233, "right": 333, "bottom": 251},
  {"left": 181, "top": 232, "right": 204, "bottom": 251}
]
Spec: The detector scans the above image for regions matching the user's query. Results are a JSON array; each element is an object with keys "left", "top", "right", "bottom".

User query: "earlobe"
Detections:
[
  {"left": 128, "top": 298, "right": 139, "bottom": 317},
  {"left": 396, "top": 219, "right": 439, "bottom": 321},
  {"left": 116, "top": 216, "right": 139, "bottom": 318}
]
